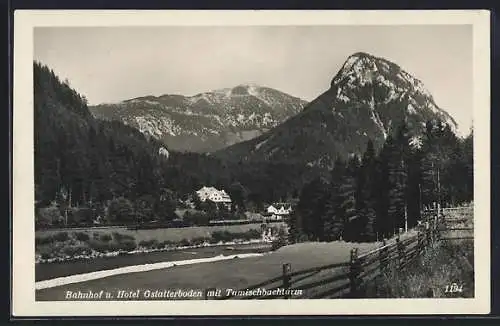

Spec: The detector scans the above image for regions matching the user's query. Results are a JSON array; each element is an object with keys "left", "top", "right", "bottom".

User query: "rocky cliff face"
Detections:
[
  {"left": 90, "top": 84, "right": 307, "bottom": 152},
  {"left": 215, "top": 52, "right": 458, "bottom": 168}
]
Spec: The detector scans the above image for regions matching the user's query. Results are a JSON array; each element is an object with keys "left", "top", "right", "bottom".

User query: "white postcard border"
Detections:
[{"left": 12, "top": 10, "right": 491, "bottom": 316}]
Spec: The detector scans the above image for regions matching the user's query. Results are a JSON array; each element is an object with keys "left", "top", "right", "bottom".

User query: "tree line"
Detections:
[
  {"left": 288, "top": 120, "right": 473, "bottom": 243},
  {"left": 34, "top": 62, "right": 472, "bottom": 233},
  {"left": 34, "top": 62, "right": 319, "bottom": 228}
]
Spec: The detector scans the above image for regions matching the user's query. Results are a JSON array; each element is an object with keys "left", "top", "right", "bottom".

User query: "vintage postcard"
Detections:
[{"left": 12, "top": 10, "right": 490, "bottom": 316}]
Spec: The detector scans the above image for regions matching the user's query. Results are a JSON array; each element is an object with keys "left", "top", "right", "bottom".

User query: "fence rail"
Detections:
[{"left": 210, "top": 205, "right": 473, "bottom": 300}]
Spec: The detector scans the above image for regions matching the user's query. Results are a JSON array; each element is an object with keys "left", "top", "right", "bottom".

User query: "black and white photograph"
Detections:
[{"left": 12, "top": 10, "right": 490, "bottom": 316}]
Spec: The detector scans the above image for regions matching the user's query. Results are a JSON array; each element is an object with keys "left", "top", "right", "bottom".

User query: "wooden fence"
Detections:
[
  {"left": 438, "top": 206, "right": 474, "bottom": 241},
  {"left": 209, "top": 205, "right": 473, "bottom": 300},
  {"left": 210, "top": 221, "right": 436, "bottom": 299}
]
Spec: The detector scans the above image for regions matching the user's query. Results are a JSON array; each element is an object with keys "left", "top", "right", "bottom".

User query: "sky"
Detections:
[{"left": 34, "top": 25, "right": 473, "bottom": 135}]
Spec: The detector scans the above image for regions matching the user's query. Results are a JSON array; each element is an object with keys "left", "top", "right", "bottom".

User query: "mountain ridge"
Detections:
[
  {"left": 215, "top": 52, "right": 459, "bottom": 168},
  {"left": 90, "top": 84, "right": 308, "bottom": 152}
]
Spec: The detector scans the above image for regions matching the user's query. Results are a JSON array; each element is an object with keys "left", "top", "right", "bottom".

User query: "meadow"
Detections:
[{"left": 36, "top": 222, "right": 285, "bottom": 243}]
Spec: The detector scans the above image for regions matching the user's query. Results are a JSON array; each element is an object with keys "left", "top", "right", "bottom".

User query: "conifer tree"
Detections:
[
  {"left": 296, "top": 177, "right": 328, "bottom": 241},
  {"left": 386, "top": 140, "right": 407, "bottom": 235},
  {"left": 357, "top": 140, "right": 377, "bottom": 241},
  {"left": 340, "top": 156, "right": 359, "bottom": 242},
  {"left": 323, "top": 158, "right": 347, "bottom": 241}
]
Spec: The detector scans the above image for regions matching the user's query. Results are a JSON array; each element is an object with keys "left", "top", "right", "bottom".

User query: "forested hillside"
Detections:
[
  {"left": 35, "top": 62, "right": 181, "bottom": 225},
  {"left": 34, "top": 61, "right": 473, "bottom": 241},
  {"left": 288, "top": 119, "right": 473, "bottom": 243},
  {"left": 34, "top": 62, "right": 321, "bottom": 227}
]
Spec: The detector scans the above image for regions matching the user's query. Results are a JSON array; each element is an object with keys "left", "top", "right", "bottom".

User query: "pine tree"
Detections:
[
  {"left": 323, "top": 158, "right": 347, "bottom": 241},
  {"left": 386, "top": 133, "right": 407, "bottom": 236},
  {"left": 287, "top": 209, "right": 303, "bottom": 244},
  {"left": 357, "top": 140, "right": 377, "bottom": 241},
  {"left": 296, "top": 177, "right": 328, "bottom": 241},
  {"left": 340, "top": 156, "right": 359, "bottom": 242}
]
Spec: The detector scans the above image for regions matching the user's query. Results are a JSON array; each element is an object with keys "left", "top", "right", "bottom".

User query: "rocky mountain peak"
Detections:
[
  {"left": 329, "top": 52, "right": 457, "bottom": 134},
  {"left": 216, "top": 52, "right": 460, "bottom": 168}
]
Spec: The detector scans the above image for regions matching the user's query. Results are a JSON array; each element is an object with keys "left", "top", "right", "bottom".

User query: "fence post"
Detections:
[
  {"left": 379, "top": 239, "right": 387, "bottom": 274},
  {"left": 349, "top": 248, "right": 360, "bottom": 298},
  {"left": 425, "top": 221, "right": 431, "bottom": 250},
  {"left": 396, "top": 236, "right": 404, "bottom": 270},
  {"left": 417, "top": 231, "right": 422, "bottom": 254},
  {"left": 282, "top": 263, "right": 291, "bottom": 299}
]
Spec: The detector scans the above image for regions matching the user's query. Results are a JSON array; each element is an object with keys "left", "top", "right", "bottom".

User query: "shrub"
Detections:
[
  {"left": 35, "top": 235, "right": 54, "bottom": 246},
  {"left": 73, "top": 231, "right": 90, "bottom": 242},
  {"left": 160, "top": 240, "right": 175, "bottom": 248},
  {"left": 245, "top": 229, "right": 262, "bottom": 239},
  {"left": 138, "top": 239, "right": 159, "bottom": 249},
  {"left": 62, "top": 244, "right": 90, "bottom": 257},
  {"left": 211, "top": 230, "right": 233, "bottom": 243},
  {"left": 191, "top": 236, "right": 210, "bottom": 246},
  {"left": 183, "top": 211, "right": 210, "bottom": 226},
  {"left": 115, "top": 239, "right": 137, "bottom": 252},
  {"left": 99, "top": 233, "right": 112, "bottom": 242},
  {"left": 107, "top": 197, "right": 135, "bottom": 224},
  {"left": 88, "top": 239, "right": 112, "bottom": 253},
  {"left": 179, "top": 238, "right": 191, "bottom": 247},
  {"left": 37, "top": 244, "right": 55, "bottom": 259},
  {"left": 209, "top": 237, "right": 220, "bottom": 244},
  {"left": 211, "top": 229, "right": 262, "bottom": 243},
  {"left": 52, "top": 232, "right": 69, "bottom": 242},
  {"left": 65, "top": 207, "right": 94, "bottom": 226},
  {"left": 112, "top": 232, "right": 135, "bottom": 242},
  {"left": 36, "top": 206, "right": 62, "bottom": 227}
]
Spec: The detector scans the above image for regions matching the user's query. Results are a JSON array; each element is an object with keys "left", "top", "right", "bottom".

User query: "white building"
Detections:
[
  {"left": 266, "top": 203, "right": 292, "bottom": 220},
  {"left": 196, "top": 186, "right": 232, "bottom": 204},
  {"left": 267, "top": 205, "right": 278, "bottom": 215}
]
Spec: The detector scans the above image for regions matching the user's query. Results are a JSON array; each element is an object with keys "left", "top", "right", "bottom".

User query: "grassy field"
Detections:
[
  {"left": 36, "top": 238, "right": 388, "bottom": 301},
  {"left": 36, "top": 222, "right": 285, "bottom": 243}
]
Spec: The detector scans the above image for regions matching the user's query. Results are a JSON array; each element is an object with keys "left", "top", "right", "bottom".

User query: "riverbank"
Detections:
[
  {"left": 36, "top": 223, "right": 285, "bottom": 265},
  {"left": 36, "top": 242, "right": 272, "bottom": 281},
  {"left": 36, "top": 251, "right": 267, "bottom": 290}
]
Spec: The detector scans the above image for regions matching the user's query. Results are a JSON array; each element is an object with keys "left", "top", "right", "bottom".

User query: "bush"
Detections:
[
  {"left": 160, "top": 240, "right": 175, "bottom": 248},
  {"left": 107, "top": 197, "right": 135, "bottom": 224},
  {"left": 35, "top": 235, "right": 54, "bottom": 246},
  {"left": 183, "top": 211, "right": 210, "bottom": 226},
  {"left": 52, "top": 232, "right": 69, "bottom": 242},
  {"left": 246, "top": 229, "right": 261, "bottom": 239},
  {"left": 88, "top": 239, "right": 112, "bottom": 253},
  {"left": 179, "top": 238, "right": 191, "bottom": 247},
  {"left": 211, "top": 230, "right": 233, "bottom": 243},
  {"left": 211, "top": 229, "right": 262, "bottom": 243},
  {"left": 62, "top": 244, "right": 90, "bottom": 256},
  {"left": 36, "top": 206, "right": 62, "bottom": 227},
  {"left": 112, "top": 232, "right": 135, "bottom": 242},
  {"left": 38, "top": 245, "right": 54, "bottom": 260},
  {"left": 99, "top": 233, "right": 112, "bottom": 242},
  {"left": 191, "top": 236, "right": 210, "bottom": 246},
  {"left": 138, "top": 239, "right": 160, "bottom": 249},
  {"left": 115, "top": 239, "right": 137, "bottom": 252},
  {"left": 73, "top": 231, "right": 90, "bottom": 242},
  {"left": 209, "top": 237, "right": 220, "bottom": 244},
  {"left": 65, "top": 207, "right": 94, "bottom": 226}
]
